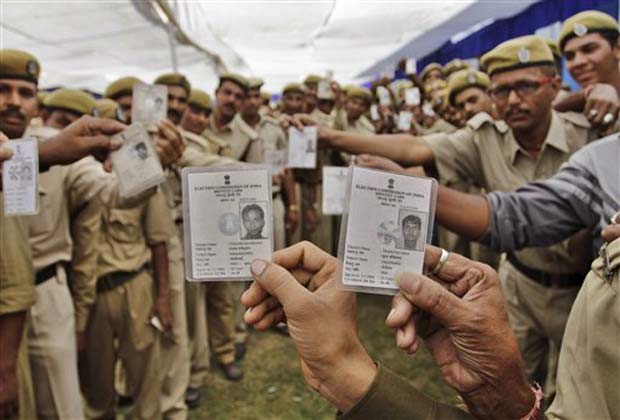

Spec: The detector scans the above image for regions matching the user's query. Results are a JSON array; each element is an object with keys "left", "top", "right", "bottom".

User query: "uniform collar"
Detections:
[
  {"left": 507, "top": 111, "right": 570, "bottom": 163},
  {"left": 210, "top": 112, "right": 234, "bottom": 134}
]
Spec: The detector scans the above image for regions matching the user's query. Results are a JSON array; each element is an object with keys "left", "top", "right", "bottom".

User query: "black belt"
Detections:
[
  {"left": 507, "top": 253, "right": 583, "bottom": 288},
  {"left": 35, "top": 263, "right": 58, "bottom": 286},
  {"left": 97, "top": 264, "right": 148, "bottom": 293}
]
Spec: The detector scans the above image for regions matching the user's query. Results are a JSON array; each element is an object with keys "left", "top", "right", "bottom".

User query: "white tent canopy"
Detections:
[{"left": 2, "top": 0, "right": 541, "bottom": 95}]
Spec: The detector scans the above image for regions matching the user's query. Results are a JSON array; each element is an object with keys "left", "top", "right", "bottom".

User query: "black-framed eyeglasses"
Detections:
[{"left": 490, "top": 77, "right": 554, "bottom": 101}]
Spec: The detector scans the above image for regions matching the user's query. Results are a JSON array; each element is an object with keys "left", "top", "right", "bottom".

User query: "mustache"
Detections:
[
  {"left": 167, "top": 108, "right": 182, "bottom": 119},
  {"left": 505, "top": 107, "right": 530, "bottom": 118},
  {"left": 0, "top": 108, "right": 26, "bottom": 122}
]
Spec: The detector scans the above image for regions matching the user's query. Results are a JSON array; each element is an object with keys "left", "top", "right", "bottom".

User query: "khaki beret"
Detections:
[
  {"left": 154, "top": 72, "right": 191, "bottom": 95},
  {"left": 104, "top": 76, "right": 143, "bottom": 99},
  {"left": 420, "top": 63, "right": 444, "bottom": 81},
  {"left": 347, "top": 86, "right": 372, "bottom": 104},
  {"left": 37, "top": 91, "right": 49, "bottom": 107},
  {"left": 188, "top": 89, "right": 212, "bottom": 110},
  {"left": 443, "top": 58, "right": 470, "bottom": 77},
  {"left": 545, "top": 39, "right": 562, "bottom": 60},
  {"left": 247, "top": 77, "right": 264, "bottom": 90},
  {"left": 282, "top": 82, "right": 304, "bottom": 95},
  {"left": 95, "top": 98, "right": 124, "bottom": 121},
  {"left": 219, "top": 73, "right": 249, "bottom": 91},
  {"left": 559, "top": 10, "right": 618, "bottom": 51},
  {"left": 44, "top": 88, "right": 96, "bottom": 116},
  {"left": 447, "top": 69, "right": 491, "bottom": 106},
  {"left": 0, "top": 49, "right": 40, "bottom": 84},
  {"left": 303, "top": 74, "right": 322, "bottom": 86},
  {"left": 480, "top": 35, "right": 554, "bottom": 76}
]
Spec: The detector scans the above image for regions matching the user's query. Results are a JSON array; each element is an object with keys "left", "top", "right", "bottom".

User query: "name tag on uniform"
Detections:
[
  {"left": 2, "top": 138, "right": 38, "bottom": 216},
  {"left": 109, "top": 124, "right": 166, "bottom": 198},
  {"left": 286, "top": 126, "right": 317, "bottom": 169},
  {"left": 338, "top": 166, "right": 437, "bottom": 295},
  {"left": 322, "top": 166, "right": 349, "bottom": 215},
  {"left": 182, "top": 166, "right": 274, "bottom": 281},
  {"left": 132, "top": 82, "right": 167, "bottom": 132}
]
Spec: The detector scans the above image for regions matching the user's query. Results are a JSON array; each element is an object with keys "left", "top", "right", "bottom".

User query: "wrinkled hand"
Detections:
[
  {"left": 584, "top": 83, "right": 620, "bottom": 127},
  {"left": 242, "top": 242, "right": 376, "bottom": 412},
  {"left": 356, "top": 154, "right": 405, "bottom": 173},
  {"left": 386, "top": 246, "right": 533, "bottom": 419},
  {"left": 602, "top": 212, "right": 620, "bottom": 243},
  {"left": 153, "top": 293, "right": 173, "bottom": 331},
  {"left": 154, "top": 119, "right": 185, "bottom": 167},
  {"left": 285, "top": 207, "right": 299, "bottom": 233}
]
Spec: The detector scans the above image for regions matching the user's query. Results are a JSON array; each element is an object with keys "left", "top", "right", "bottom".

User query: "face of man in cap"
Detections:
[
  {"left": 564, "top": 32, "right": 620, "bottom": 87},
  {"left": 181, "top": 104, "right": 210, "bottom": 134},
  {"left": 304, "top": 82, "right": 318, "bottom": 112},
  {"left": 282, "top": 91, "right": 304, "bottom": 115},
  {"left": 454, "top": 86, "right": 494, "bottom": 120},
  {"left": 215, "top": 80, "right": 246, "bottom": 120},
  {"left": 424, "top": 69, "right": 444, "bottom": 83},
  {"left": 318, "top": 98, "right": 335, "bottom": 115},
  {"left": 166, "top": 85, "right": 188, "bottom": 125},
  {"left": 43, "top": 109, "right": 81, "bottom": 130},
  {"left": 115, "top": 94, "right": 133, "bottom": 124},
  {"left": 490, "top": 66, "right": 559, "bottom": 131},
  {"left": 242, "top": 88, "right": 263, "bottom": 117},
  {"left": 0, "top": 79, "right": 38, "bottom": 139},
  {"left": 345, "top": 97, "right": 368, "bottom": 120}
]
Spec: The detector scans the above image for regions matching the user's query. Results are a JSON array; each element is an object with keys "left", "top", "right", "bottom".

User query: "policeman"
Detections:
[
  {"left": 103, "top": 76, "right": 143, "bottom": 123},
  {"left": 280, "top": 82, "right": 305, "bottom": 115},
  {"left": 303, "top": 74, "right": 322, "bottom": 114},
  {"left": 447, "top": 69, "right": 495, "bottom": 121},
  {"left": 180, "top": 89, "right": 212, "bottom": 135},
  {"left": 333, "top": 87, "right": 375, "bottom": 135},
  {"left": 420, "top": 62, "right": 445, "bottom": 83}
]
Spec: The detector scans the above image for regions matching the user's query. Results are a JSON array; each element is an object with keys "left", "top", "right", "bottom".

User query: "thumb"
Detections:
[
  {"left": 395, "top": 272, "right": 465, "bottom": 328},
  {"left": 250, "top": 259, "right": 310, "bottom": 309}
]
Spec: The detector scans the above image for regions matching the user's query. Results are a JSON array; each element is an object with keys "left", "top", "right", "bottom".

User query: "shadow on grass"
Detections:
[{"left": 190, "top": 294, "right": 457, "bottom": 419}]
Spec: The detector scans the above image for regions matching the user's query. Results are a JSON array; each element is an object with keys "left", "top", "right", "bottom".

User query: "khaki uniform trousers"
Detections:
[
  {"left": 159, "top": 235, "right": 189, "bottom": 420},
  {"left": 498, "top": 259, "right": 579, "bottom": 398},
  {"left": 80, "top": 270, "right": 160, "bottom": 420},
  {"left": 290, "top": 183, "right": 332, "bottom": 253},
  {"left": 14, "top": 321, "right": 35, "bottom": 420},
  {"left": 28, "top": 264, "right": 83, "bottom": 420}
]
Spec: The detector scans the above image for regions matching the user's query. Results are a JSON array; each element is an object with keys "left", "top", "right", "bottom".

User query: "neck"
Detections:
[
  {"left": 215, "top": 108, "right": 234, "bottom": 130},
  {"left": 347, "top": 114, "right": 359, "bottom": 125},
  {"left": 242, "top": 112, "right": 260, "bottom": 127},
  {"left": 607, "top": 70, "right": 620, "bottom": 92},
  {"left": 513, "top": 111, "right": 552, "bottom": 152}
]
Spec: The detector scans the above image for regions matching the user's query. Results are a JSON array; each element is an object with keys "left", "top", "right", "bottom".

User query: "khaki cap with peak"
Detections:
[
  {"left": 247, "top": 77, "right": 264, "bottom": 90},
  {"left": 0, "top": 49, "right": 41, "bottom": 84},
  {"left": 44, "top": 88, "right": 96, "bottom": 116},
  {"left": 480, "top": 35, "right": 555, "bottom": 76},
  {"left": 282, "top": 82, "right": 304, "bottom": 95},
  {"left": 154, "top": 72, "right": 191, "bottom": 95},
  {"left": 104, "top": 76, "right": 143, "bottom": 99},
  {"left": 559, "top": 10, "right": 618, "bottom": 51},
  {"left": 545, "top": 39, "right": 562, "bottom": 60},
  {"left": 420, "top": 62, "right": 444, "bottom": 81},
  {"left": 443, "top": 58, "right": 470, "bottom": 77},
  {"left": 188, "top": 89, "right": 213, "bottom": 110},
  {"left": 447, "top": 69, "right": 490, "bottom": 106},
  {"left": 95, "top": 98, "right": 124, "bottom": 121},
  {"left": 303, "top": 74, "right": 322, "bottom": 86},
  {"left": 37, "top": 91, "right": 49, "bottom": 107},
  {"left": 347, "top": 86, "right": 372, "bottom": 104},
  {"left": 219, "top": 73, "right": 249, "bottom": 91}
]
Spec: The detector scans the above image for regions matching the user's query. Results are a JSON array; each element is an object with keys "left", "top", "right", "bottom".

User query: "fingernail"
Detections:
[
  {"left": 251, "top": 259, "right": 267, "bottom": 276},
  {"left": 245, "top": 306, "right": 253, "bottom": 316},
  {"left": 110, "top": 138, "right": 122, "bottom": 148},
  {"left": 386, "top": 308, "right": 396, "bottom": 322},
  {"left": 395, "top": 272, "right": 416, "bottom": 292}
]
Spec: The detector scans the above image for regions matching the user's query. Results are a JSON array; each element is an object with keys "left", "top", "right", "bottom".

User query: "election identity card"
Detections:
[
  {"left": 132, "top": 82, "right": 167, "bottom": 132},
  {"left": 422, "top": 102, "right": 436, "bottom": 117},
  {"left": 318, "top": 80, "right": 332, "bottom": 99},
  {"left": 397, "top": 111, "right": 413, "bottom": 131},
  {"left": 405, "top": 58, "right": 417, "bottom": 75},
  {"left": 377, "top": 86, "right": 391, "bottom": 106},
  {"left": 263, "top": 148, "right": 287, "bottom": 176},
  {"left": 405, "top": 87, "right": 421, "bottom": 106},
  {"left": 2, "top": 138, "right": 38, "bottom": 216},
  {"left": 322, "top": 166, "right": 349, "bottom": 215},
  {"left": 370, "top": 104, "right": 380, "bottom": 121},
  {"left": 109, "top": 123, "right": 165, "bottom": 198},
  {"left": 286, "top": 126, "right": 317, "bottom": 169},
  {"left": 183, "top": 166, "right": 274, "bottom": 282},
  {"left": 338, "top": 166, "right": 437, "bottom": 295}
]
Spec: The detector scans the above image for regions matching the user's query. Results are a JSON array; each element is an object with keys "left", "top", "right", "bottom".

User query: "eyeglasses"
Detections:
[{"left": 490, "top": 77, "right": 554, "bottom": 101}]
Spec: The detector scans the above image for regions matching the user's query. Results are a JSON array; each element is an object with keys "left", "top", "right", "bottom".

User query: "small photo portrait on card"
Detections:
[
  {"left": 239, "top": 201, "right": 269, "bottom": 240},
  {"left": 133, "top": 141, "right": 149, "bottom": 160},
  {"left": 395, "top": 209, "right": 427, "bottom": 252}
]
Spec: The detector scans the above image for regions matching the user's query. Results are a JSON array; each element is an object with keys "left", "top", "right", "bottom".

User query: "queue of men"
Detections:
[{"left": 0, "top": 8, "right": 619, "bottom": 420}]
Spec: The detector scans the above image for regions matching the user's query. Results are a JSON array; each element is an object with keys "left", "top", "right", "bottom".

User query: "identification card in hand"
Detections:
[
  {"left": 322, "top": 166, "right": 349, "bottom": 215},
  {"left": 286, "top": 126, "right": 317, "bottom": 169},
  {"left": 397, "top": 111, "right": 413, "bottom": 131},
  {"left": 318, "top": 80, "right": 332, "bottom": 99},
  {"left": 377, "top": 86, "right": 391, "bottom": 106},
  {"left": 183, "top": 166, "right": 274, "bottom": 281},
  {"left": 422, "top": 102, "right": 436, "bottom": 117},
  {"left": 370, "top": 105, "right": 380, "bottom": 121},
  {"left": 2, "top": 138, "right": 38, "bottom": 216},
  {"left": 405, "top": 88, "right": 421, "bottom": 106},
  {"left": 405, "top": 58, "right": 417, "bottom": 75},
  {"left": 263, "top": 148, "right": 286, "bottom": 176},
  {"left": 109, "top": 124, "right": 165, "bottom": 198},
  {"left": 338, "top": 166, "right": 437, "bottom": 295},
  {"left": 132, "top": 82, "right": 167, "bottom": 131}
]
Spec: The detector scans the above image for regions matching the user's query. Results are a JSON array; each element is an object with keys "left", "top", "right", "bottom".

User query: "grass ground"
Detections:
[{"left": 189, "top": 293, "right": 457, "bottom": 419}]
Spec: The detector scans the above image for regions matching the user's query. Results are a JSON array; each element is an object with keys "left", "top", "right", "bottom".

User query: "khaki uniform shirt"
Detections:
[
  {"left": 422, "top": 118, "right": 458, "bottom": 135},
  {"left": 203, "top": 113, "right": 257, "bottom": 161},
  {"left": 0, "top": 198, "right": 36, "bottom": 315},
  {"left": 333, "top": 110, "right": 375, "bottom": 135},
  {"left": 425, "top": 111, "right": 592, "bottom": 274},
  {"left": 96, "top": 189, "right": 173, "bottom": 277}
]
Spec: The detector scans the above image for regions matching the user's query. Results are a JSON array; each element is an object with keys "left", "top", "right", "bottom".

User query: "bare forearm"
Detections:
[
  {"left": 436, "top": 186, "right": 490, "bottom": 240},
  {"left": 282, "top": 170, "right": 297, "bottom": 206},
  {"left": 323, "top": 128, "right": 433, "bottom": 165},
  {"left": 0, "top": 312, "right": 26, "bottom": 371},
  {"left": 553, "top": 90, "right": 585, "bottom": 112},
  {"left": 151, "top": 243, "right": 169, "bottom": 297}
]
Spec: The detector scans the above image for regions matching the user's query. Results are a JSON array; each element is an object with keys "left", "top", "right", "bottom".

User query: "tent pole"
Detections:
[{"left": 167, "top": 23, "right": 178, "bottom": 72}]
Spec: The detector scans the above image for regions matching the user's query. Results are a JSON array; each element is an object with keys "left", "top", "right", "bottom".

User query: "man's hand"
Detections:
[
  {"left": 602, "top": 212, "right": 620, "bottom": 243},
  {"left": 39, "top": 116, "right": 126, "bottom": 167},
  {"left": 386, "top": 246, "right": 534, "bottom": 419},
  {"left": 356, "top": 154, "right": 405, "bottom": 173},
  {"left": 153, "top": 292, "right": 173, "bottom": 331},
  {"left": 154, "top": 119, "right": 185, "bottom": 167},
  {"left": 584, "top": 83, "right": 620, "bottom": 127},
  {"left": 242, "top": 242, "right": 376, "bottom": 413}
]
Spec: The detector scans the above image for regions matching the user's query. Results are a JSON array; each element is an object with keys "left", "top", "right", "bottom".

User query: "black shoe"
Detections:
[
  {"left": 220, "top": 362, "right": 243, "bottom": 381},
  {"left": 185, "top": 387, "right": 202, "bottom": 410},
  {"left": 235, "top": 342, "right": 247, "bottom": 361}
]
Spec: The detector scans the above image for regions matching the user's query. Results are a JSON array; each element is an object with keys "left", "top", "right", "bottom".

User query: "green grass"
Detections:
[{"left": 189, "top": 294, "right": 457, "bottom": 419}]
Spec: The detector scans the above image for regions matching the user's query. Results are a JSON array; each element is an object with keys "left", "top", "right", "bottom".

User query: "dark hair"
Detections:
[
  {"left": 401, "top": 214, "right": 421, "bottom": 228},
  {"left": 242, "top": 203, "right": 264, "bottom": 220}
]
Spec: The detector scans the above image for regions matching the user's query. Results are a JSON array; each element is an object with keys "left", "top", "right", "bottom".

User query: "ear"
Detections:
[{"left": 613, "top": 37, "right": 620, "bottom": 62}]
